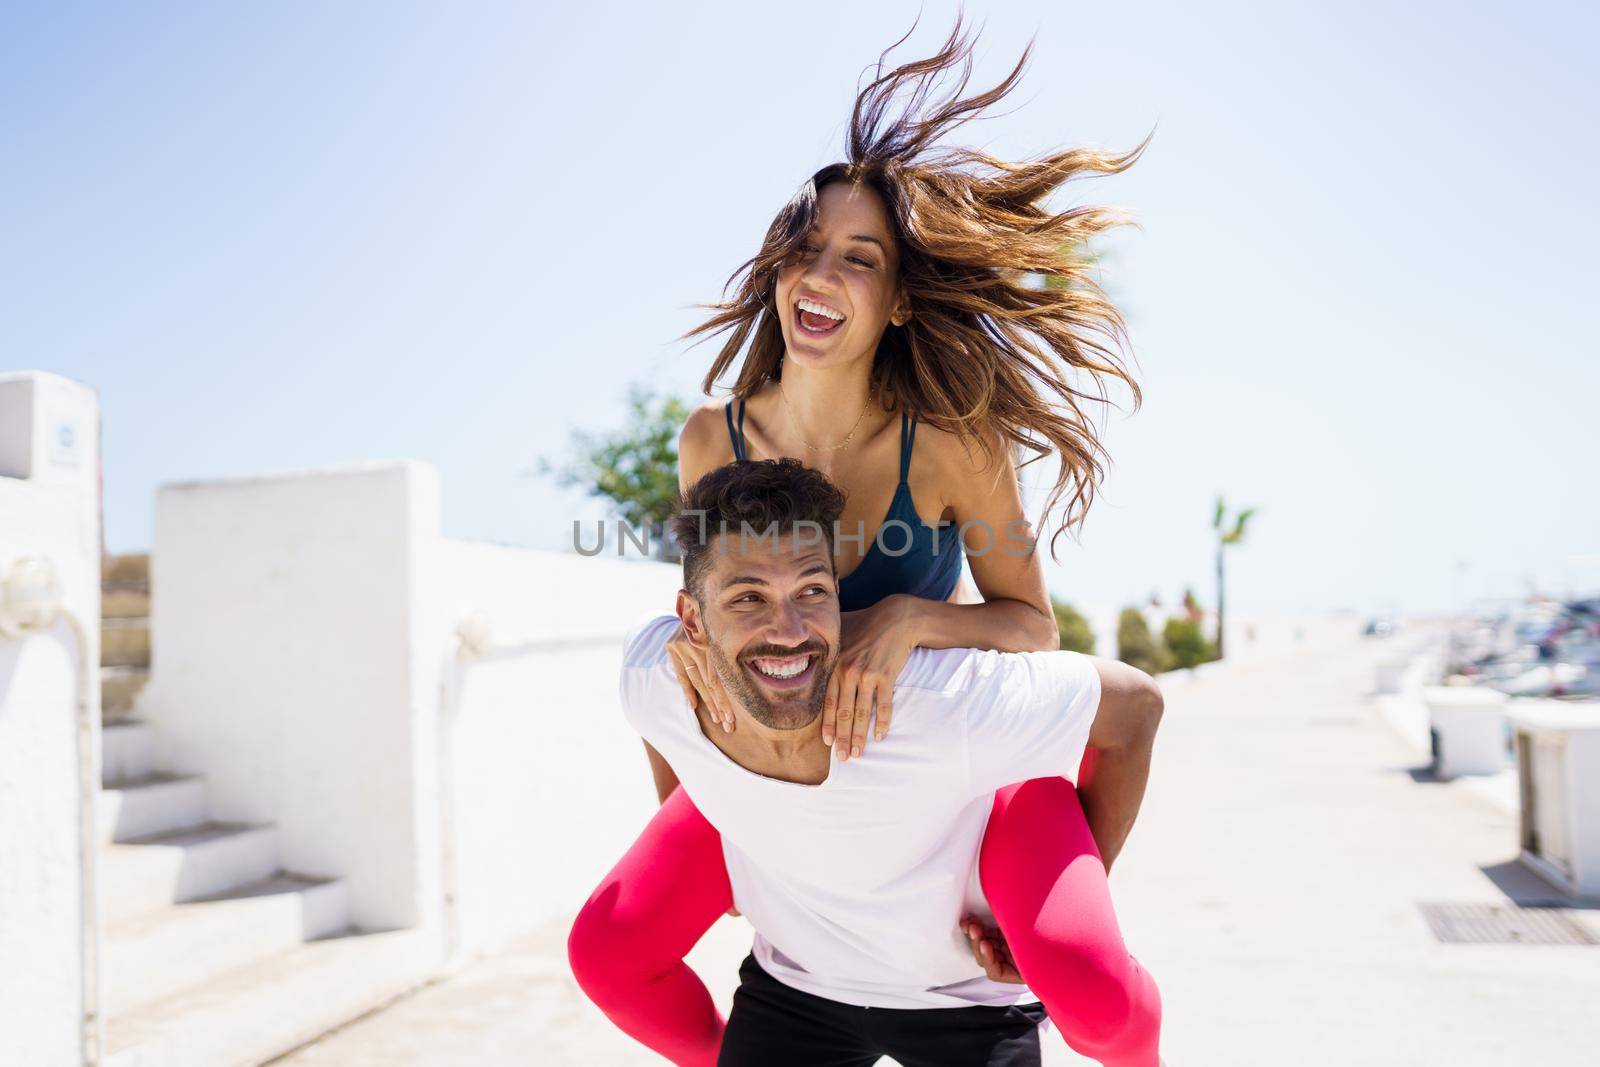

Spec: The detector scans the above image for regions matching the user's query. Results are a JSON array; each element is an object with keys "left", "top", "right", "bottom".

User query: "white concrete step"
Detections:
[
  {"left": 104, "top": 926, "right": 440, "bottom": 1067},
  {"left": 101, "top": 720, "right": 158, "bottom": 785},
  {"left": 101, "top": 821, "right": 281, "bottom": 925},
  {"left": 103, "top": 872, "right": 349, "bottom": 1017},
  {"left": 99, "top": 774, "right": 207, "bottom": 844}
]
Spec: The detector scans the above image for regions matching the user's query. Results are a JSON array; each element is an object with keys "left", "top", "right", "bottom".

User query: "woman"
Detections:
[{"left": 572, "top": 22, "right": 1161, "bottom": 1067}]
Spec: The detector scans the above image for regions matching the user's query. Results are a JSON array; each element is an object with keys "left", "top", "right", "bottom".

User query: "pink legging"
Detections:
[{"left": 568, "top": 773, "right": 1161, "bottom": 1066}]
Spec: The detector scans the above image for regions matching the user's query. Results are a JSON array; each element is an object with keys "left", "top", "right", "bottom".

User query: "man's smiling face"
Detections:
[{"left": 683, "top": 530, "right": 841, "bottom": 731}]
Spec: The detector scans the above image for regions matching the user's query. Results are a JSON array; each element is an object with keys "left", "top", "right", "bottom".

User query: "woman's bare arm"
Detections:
[
  {"left": 887, "top": 425, "right": 1059, "bottom": 654},
  {"left": 897, "top": 425, "right": 1161, "bottom": 871},
  {"left": 824, "top": 426, "right": 1060, "bottom": 756}
]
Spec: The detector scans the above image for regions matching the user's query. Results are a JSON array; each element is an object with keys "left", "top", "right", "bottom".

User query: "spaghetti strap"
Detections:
[
  {"left": 724, "top": 399, "right": 748, "bottom": 462},
  {"left": 898, "top": 412, "right": 916, "bottom": 484}
]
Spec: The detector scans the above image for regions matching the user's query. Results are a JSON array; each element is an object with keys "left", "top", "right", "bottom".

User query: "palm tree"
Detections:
[{"left": 1212, "top": 497, "right": 1257, "bottom": 660}]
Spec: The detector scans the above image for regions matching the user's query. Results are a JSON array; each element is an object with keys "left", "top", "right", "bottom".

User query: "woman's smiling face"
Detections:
[{"left": 774, "top": 181, "right": 907, "bottom": 371}]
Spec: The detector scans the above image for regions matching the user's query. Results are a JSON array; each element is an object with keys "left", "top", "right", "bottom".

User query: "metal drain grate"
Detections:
[{"left": 1417, "top": 903, "right": 1599, "bottom": 945}]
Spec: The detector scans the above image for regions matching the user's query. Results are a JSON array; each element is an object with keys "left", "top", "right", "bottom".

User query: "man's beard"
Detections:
[{"left": 708, "top": 635, "right": 833, "bottom": 731}]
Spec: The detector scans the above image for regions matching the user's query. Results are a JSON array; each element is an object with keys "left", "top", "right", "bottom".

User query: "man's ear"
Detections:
[{"left": 676, "top": 588, "right": 710, "bottom": 647}]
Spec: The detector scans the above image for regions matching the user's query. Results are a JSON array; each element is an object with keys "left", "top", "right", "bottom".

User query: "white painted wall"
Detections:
[
  {"left": 437, "top": 541, "right": 681, "bottom": 955},
  {"left": 142, "top": 461, "right": 444, "bottom": 935},
  {"left": 0, "top": 370, "right": 101, "bottom": 1067},
  {"left": 140, "top": 459, "right": 687, "bottom": 970}
]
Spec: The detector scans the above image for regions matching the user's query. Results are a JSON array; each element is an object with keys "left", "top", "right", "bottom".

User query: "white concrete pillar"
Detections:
[
  {"left": 141, "top": 461, "right": 444, "bottom": 936},
  {"left": 0, "top": 370, "right": 103, "bottom": 1066}
]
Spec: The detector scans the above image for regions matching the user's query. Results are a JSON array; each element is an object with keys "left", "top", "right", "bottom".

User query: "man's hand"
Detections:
[
  {"left": 666, "top": 621, "right": 737, "bottom": 733},
  {"left": 961, "top": 918, "right": 1024, "bottom": 984}
]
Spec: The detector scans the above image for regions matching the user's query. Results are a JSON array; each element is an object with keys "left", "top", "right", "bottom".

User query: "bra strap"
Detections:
[
  {"left": 724, "top": 398, "right": 748, "bottom": 461},
  {"left": 898, "top": 412, "right": 916, "bottom": 484}
]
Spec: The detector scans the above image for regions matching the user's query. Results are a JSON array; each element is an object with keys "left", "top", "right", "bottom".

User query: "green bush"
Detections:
[
  {"left": 1117, "top": 608, "right": 1167, "bottom": 674},
  {"left": 1051, "top": 599, "right": 1095, "bottom": 655},
  {"left": 1163, "top": 617, "right": 1215, "bottom": 670},
  {"left": 542, "top": 385, "right": 690, "bottom": 560}
]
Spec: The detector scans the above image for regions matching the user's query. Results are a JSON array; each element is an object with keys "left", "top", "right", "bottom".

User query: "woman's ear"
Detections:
[{"left": 890, "top": 290, "right": 912, "bottom": 327}]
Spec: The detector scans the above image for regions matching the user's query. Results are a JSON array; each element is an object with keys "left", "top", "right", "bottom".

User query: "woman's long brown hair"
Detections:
[{"left": 684, "top": 17, "right": 1150, "bottom": 554}]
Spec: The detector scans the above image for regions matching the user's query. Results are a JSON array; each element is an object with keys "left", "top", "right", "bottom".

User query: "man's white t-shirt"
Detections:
[{"left": 619, "top": 615, "right": 1103, "bottom": 1010}]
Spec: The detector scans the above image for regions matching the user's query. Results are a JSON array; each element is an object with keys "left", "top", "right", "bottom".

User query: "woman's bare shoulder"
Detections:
[
  {"left": 911, "top": 417, "right": 1011, "bottom": 484},
  {"left": 681, "top": 398, "right": 729, "bottom": 445},
  {"left": 679, "top": 399, "right": 737, "bottom": 485}
]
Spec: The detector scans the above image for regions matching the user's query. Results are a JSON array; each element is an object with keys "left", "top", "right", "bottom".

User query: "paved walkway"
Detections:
[{"left": 273, "top": 627, "right": 1600, "bottom": 1066}]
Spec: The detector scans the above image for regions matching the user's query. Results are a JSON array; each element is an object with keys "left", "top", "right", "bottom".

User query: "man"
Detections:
[{"left": 570, "top": 459, "right": 1163, "bottom": 1066}]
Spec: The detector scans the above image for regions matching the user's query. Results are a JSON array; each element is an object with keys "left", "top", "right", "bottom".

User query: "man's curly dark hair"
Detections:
[{"left": 671, "top": 459, "right": 848, "bottom": 599}]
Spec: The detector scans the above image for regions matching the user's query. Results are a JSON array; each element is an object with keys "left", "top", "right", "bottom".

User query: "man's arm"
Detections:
[
  {"left": 630, "top": 410, "right": 725, "bottom": 807},
  {"left": 643, "top": 739, "right": 681, "bottom": 805},
  {"left": 618, "top": 614, "right": 691, "bottom": 806},
  {"left": 1079, "top": 658, "right": 1164, "bottom": 872}
]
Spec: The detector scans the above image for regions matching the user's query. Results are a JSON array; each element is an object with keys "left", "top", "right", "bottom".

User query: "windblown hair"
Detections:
[
  {"left": 671, "top": 458, "right": 849, "bottom": 599},
  {"left": 684, "top": 17, "right": 1149, "bottom": 553}
]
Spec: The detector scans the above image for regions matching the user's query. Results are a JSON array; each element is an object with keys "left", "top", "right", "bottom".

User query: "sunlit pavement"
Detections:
[{"left": 274, "top": 624, "right": 1600, "bottom": 1066}]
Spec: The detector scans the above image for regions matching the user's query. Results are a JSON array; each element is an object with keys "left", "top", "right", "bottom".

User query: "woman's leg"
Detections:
[
  {"left": 568, "top": 787, "right": 733, "bottom": 1067},
  {"left": 979, "top": 771, "right": 1162, "bottom": 1067}
]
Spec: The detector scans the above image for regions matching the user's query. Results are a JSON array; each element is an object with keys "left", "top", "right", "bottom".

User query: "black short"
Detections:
[{"left": 718, "top": 954, "right": 1048, "bottom": 1067}]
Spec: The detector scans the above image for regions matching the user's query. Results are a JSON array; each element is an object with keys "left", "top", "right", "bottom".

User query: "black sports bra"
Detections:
[{"left": 724, "top": 398, "right": 964, "bottom": 612}]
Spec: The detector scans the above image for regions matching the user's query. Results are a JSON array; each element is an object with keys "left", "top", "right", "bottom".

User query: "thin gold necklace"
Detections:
[{"left": 779, "top": 383, "right": 873, "bottom": 453}]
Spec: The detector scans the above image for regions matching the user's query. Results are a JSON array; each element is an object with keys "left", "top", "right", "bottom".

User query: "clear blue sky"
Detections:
[{"left": 3, "top": 1, "right": 1595, "bottom": 614}]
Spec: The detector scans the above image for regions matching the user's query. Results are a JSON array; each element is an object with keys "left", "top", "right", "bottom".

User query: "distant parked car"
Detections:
[{"left": 1364, "top": 618, "right": 1395, "bottom": 638}]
